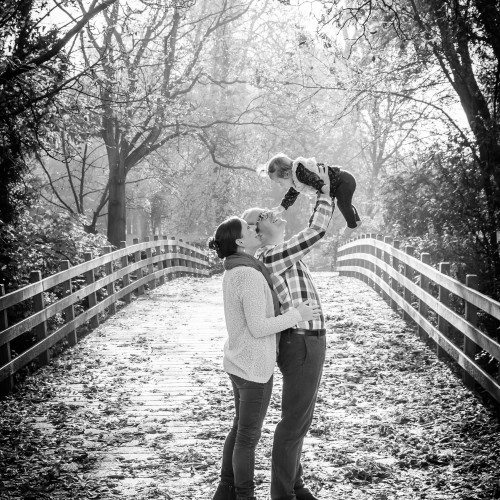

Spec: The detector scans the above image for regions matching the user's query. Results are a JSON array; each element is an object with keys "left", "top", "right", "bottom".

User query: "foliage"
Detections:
[
  {"left": 382, "top": 138, "right": 499, "bottom": 298},
  {"left": 0, "top": 275, "right": 499, "bottom": 499},
  {"left": 0, "top": 202, "right": 108, "bottom": 293},
  {"left": 0, "top": 0, "right": 115, "bottom": 225}
]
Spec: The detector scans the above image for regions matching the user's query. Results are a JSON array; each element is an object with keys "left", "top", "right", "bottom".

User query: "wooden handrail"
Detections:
[
  {"left": 337, "top": 234, "right": 500, "bottom": 406},
  {"left": 0, "top": 239, "right": 207, "bottom": 311},
  {"left": 339, "top": 237, "right": 500, "bottom": 321},
  {"left": 0, "top": 237, "right": 211, "bottom": 392}
]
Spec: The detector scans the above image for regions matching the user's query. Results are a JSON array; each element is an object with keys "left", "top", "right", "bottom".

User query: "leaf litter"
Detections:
[{"left": 0, "top": 273, "right": 499, "bottom": 499}]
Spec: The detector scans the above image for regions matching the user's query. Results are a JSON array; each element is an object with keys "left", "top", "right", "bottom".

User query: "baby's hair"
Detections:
[
  {"left": 267, "top": 153, "right": 293, "bottom": 179},
  {"left": 207, "top": 217, "right": 242, "bottom": 259}
]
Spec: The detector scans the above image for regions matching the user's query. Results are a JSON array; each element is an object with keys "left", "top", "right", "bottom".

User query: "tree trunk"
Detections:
[{"left": 107, "top": 156, "right": 127, "bottom": 246}]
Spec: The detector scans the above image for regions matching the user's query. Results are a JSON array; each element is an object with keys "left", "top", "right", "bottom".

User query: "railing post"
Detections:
[
  {"left": 463, "top": 274, "right": 479, "bottom": 389},
  {"left": 155, "top": 235, "right": 165, "bottom": 286},
  {"left": 171, "top": 237, "right": 179, "bottom": 279},
  {"left": 187, "top": 242, "right": 192, "bottom": 275},
  {"left": 418, "top": 253, "right": 431, "bottom": 342},
  {"left": 103, "top": 246, "right": 116, "bottom": 315},
  {"left": 60, "top": 261, "right": 77, "bottom": 347},
  {"left": 392, "top": 240, "right": 401, "bottom": 316},
  {"left": 84, "top": 253, "right": 99, "bottom": 329},
  {"left": 164, "top": 236, "right": 172, "bottom": 281},
  {"left": 403, "top": 246, "right": 415, "bottom": 324},
  {"left": 375, "top": 234, "right": 384, "bottom": 297},
  {"left": 368, "top": 233, "right": 375, "bottom": 288},
  {"left": 30, "top": 271, "right": 50, "bottom": 366},
  {"left": 120, "top": 241, "right": 131, "bottom": 304},
  {"left": 179, "top": 239, "right": 185, "bottom": 277},
  {"left": 133, "top": 238, "right": 145, "bottom": 296},
  {"left": 0, "top": 285, "right": 13, "bottom": 394},
  {"left": 437, "top": 262, "right": 451, "bottom": 359},
  {"left": 145, "top": 237, "right": 155, "bottom": 290},
  {"left": 383, "top": 237, "right": 393, "bottom": 309}
]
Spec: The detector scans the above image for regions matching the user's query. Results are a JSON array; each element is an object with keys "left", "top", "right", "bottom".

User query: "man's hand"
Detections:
[
  {"left": 271, "top": 206, "right": 286, "bottom": 215},
  {"left": 317, "top": 164, "right": 330, "bottom": 194},
  {"left": 296, "top": 300, "right": 321, "bottom": 322}
]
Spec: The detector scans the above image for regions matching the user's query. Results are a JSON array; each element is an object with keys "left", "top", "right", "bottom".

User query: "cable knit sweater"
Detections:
[{"left": 222, "top": 267, "right": 302, "bottom": 383}]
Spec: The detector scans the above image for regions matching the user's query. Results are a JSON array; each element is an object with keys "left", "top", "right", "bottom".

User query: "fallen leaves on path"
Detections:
[{"left": 0, "top": 274, "right": 499, "bottom": 500}]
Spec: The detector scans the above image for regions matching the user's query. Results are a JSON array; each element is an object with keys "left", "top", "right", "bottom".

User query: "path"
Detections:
[{"left": 0, "top": 273, "right": 499, "bottom": 500}]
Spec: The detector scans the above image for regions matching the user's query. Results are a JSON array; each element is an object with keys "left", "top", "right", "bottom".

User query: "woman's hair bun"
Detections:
[
  {"left": 207, "top": 236, "right": 223, "bottom": 258},
  {"left": 207, "top": 217, "right": 242, "bottom": 259}
]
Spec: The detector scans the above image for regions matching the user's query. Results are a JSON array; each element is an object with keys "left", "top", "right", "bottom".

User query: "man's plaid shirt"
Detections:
[{"left": 255, "top": 194, "right": 333, "bottom": 331}]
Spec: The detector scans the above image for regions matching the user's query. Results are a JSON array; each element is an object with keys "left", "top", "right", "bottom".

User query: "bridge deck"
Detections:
[{"left": 1, "top": 273, "right": 499, "bottom": 500}]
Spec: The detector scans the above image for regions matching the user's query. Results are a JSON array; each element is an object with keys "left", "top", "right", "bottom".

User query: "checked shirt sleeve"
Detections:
[
  {"left": 280, "top": 187, "right": 300, "bottom": 210},
  {"left": 258, "top": 194, "right": 333, "bottom": 276}
]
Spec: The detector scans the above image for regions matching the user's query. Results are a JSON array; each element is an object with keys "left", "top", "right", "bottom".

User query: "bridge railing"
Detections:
[
  {"left": 336, "top": 233, "right": 500, "bottom": 406},
  {"left": 0, "top": 236, "right": 210, "bottom": 394}
]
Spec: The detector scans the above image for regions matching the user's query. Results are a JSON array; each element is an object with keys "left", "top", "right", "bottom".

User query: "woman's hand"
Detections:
[{"left": 296, "top": 300, "right": 321, "bottom": 322}]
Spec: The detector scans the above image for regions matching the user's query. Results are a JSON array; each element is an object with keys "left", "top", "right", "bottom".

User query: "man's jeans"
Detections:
[
  {"left": 271, "top": 330, "right": 326, "bottom": 500},
  {"left": 220, "top": 373, "right": 273, "bottom": 498}
]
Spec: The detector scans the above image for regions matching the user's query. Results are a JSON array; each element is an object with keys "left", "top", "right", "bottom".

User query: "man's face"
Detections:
[{"left": 244, "top": 209, "right": 286, "bottom": 244}]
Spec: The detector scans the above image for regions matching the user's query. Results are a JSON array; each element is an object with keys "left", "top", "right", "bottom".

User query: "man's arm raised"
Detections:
[{"left": 257, "top": 193, "right": 333, "bottom": 276}]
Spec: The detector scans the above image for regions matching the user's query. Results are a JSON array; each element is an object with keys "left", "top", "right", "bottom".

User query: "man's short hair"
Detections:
[{"left": 241, "top": 207, "right": 265, "bottom": 233}]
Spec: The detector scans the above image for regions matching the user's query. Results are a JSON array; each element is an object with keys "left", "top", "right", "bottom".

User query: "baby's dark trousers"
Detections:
[{"left": 329, "top": 168, "right": 360, "bottom": 228}]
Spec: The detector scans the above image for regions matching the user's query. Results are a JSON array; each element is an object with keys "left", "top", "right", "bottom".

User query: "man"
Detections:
[{"left": 242, "top": 182, "right": 333, "bottom": 500}]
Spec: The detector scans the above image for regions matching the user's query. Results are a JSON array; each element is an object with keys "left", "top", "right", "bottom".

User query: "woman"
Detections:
[{"left": 208, "top": 217, "right": 319, "bottom": 500}]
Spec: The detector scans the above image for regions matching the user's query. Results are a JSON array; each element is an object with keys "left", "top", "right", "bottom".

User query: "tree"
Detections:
[
  {"left": 317, "top": 0, "right": 500, "bottom": 290},
  {"left": 74, "top": 0, "right": 254, "bottom": 246},
  {"left": 0, "top": 0, "right": 117, "bottom": 225}
]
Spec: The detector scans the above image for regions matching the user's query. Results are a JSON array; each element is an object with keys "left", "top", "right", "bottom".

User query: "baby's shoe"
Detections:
[{"left": 342, "top": 226, "right": 356, "bottom": 238}]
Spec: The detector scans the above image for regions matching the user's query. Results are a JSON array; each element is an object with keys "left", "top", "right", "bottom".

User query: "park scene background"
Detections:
[
  {"left": 1, "top": 0, "right": 500, "bottom": 499},
  {"left": 1, "top": 0, "right": 499, "bottom": 298}
]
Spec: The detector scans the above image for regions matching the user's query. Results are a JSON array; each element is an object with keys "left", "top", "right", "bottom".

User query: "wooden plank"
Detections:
[
  {"left": 30, "top": 271, "right": 50, "bottom": 367},
  {"left": 163, "top": 236, "right": 172, "bottom": 282},
  {"left": 144, "top": 237, "right": 156, "bottom": 291},
  {"left": 155, "top": 236, "right": 165, "bottom": 286},
  {"left": 339, "top": 239, "right": 500, "bottom": 320},
  {"left": 338, "top": 253, "right": 500, "bottom": 362},
  {"left": 437, "top": 262, "right": 451, "bottom": 359},
  {"left": 463, "top": 274, "right": 479, "bottom": 390},
  {"left": 383, "top": 237, "right": 394, "bottom": 310},
  {"left": 133, "top": 238, "right": 145, "bottom": 296},
  {"left": 418, "top": 253, "right": 431, "bottom": 342},
  {"left": 172, "top": 238, "right": 179, "bottom": 279},
  {"left": 120, "top": 241, "right": 131, "bottom": 304},
  {"left": 403, "top": 246, "right": 415, "bottom": 324},
  {"left": 60, "top": 260, "right": 77, "bottom": 347},
  {"left": 0, "top": 239, "right": 210, "bottom": 312},
  {"left": 339, "top": 265, "right": 500, "bottom": 403},
  {"left": 392, "top": 241, "right": 401, "bottom": 315},
  {"left": 0, "top": 259, "right": 154, "bottom": 348},
  {"left": 0, "top": 285, "right": 13, "bottom": 394},
  {"left": 84, "top": 252, "right": 99, "bottom": 329},
  {"left": 104, "top": 246, "right": 117, "bottom": 316},
  {"left": 0, "top": 265, "right": 194, "bottom": 382}
]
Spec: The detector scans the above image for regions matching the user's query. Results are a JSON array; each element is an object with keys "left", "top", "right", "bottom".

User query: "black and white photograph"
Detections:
[{"left": 0, "top": 0, "right": 499, "bottom": 498}]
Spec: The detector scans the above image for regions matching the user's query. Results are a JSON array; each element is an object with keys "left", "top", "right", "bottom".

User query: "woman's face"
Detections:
[{"left": 236, "top": 219, "right": 261, "bottom": 254}]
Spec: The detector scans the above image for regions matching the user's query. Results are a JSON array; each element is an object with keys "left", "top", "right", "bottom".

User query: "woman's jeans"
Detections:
[{"left": 220, "top": 373, "right": 273, "bottom": 497}]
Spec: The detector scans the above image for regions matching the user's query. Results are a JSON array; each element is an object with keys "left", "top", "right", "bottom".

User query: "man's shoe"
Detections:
[
  {"left": 295, "top": 487, "right": 318, "bottom": 500},
  {"left": 213, "top": 481, "right": 237, "bottom": 500}
]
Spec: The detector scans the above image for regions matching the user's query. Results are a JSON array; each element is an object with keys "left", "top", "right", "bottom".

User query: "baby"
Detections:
[{"left": 263, "top": 153, "right": 361, "bottom": 236}]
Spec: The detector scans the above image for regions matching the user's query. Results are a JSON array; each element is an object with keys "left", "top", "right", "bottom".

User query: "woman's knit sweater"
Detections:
[{"left": 222, "top": 267, "right": 302, "bottom": 383}]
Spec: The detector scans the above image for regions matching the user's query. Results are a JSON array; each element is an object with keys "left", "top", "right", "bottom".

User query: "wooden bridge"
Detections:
[{"left": 1, "top": 235, "right": 499, "bottom": 499}]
